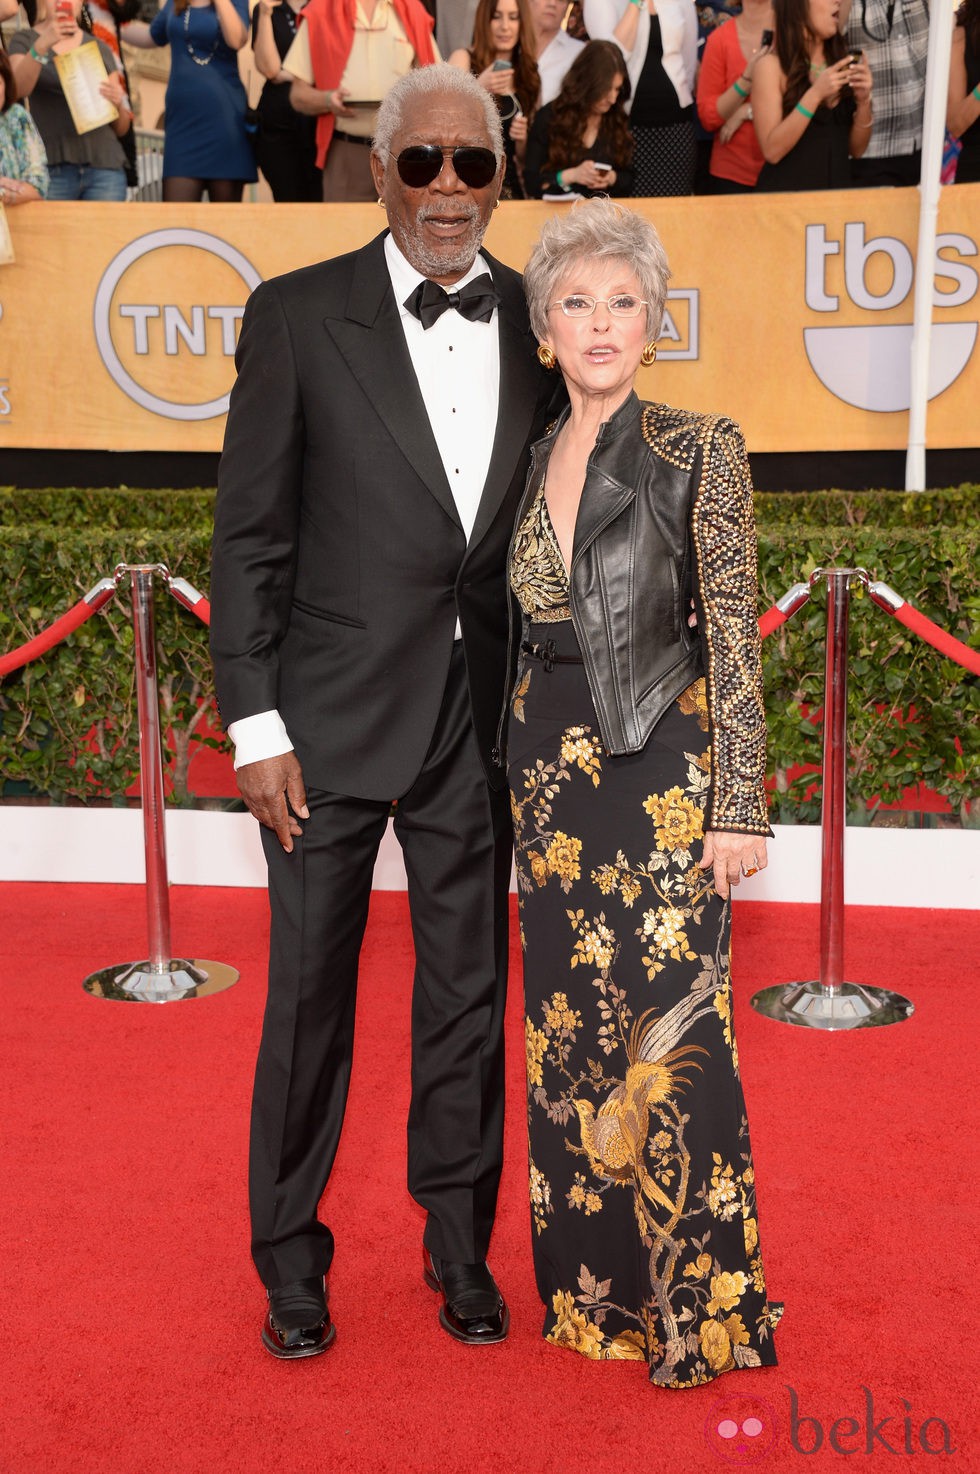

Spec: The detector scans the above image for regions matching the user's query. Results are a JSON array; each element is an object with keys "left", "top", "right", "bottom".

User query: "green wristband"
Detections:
[
  {"left": 972, "top": 82, "right": 980, "bottom": 102},
  {"left": 556, "top": 170, "right": 566, "bottom": 189},
  {"left": 29, "top": 43, "right": 51, "bottom": 65},
  {"left": 733, "top": 78, "right": 749, "bottom": 98},
  {"left": 795, "top": 101, "right": 815, "bottom": 120}
]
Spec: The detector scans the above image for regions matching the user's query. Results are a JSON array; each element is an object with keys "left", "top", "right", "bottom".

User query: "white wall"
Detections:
[{"left": 1, "top": 806, "right": 977, "bottom": 909}]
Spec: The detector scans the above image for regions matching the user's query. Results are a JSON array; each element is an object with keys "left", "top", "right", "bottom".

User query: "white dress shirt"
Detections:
[
  {"left": 537, "top": 30, "right": 585, "bottom": 107},
  {"left": 583, "top": 0, "right": 698, "bottom": 111},
  {"left": 228, "top": 236, "right": 501, "bottom": 769}
]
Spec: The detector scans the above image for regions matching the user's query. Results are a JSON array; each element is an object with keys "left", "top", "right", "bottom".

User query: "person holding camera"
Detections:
[
  {"left": 280, "top": 0, "right": 437, "bottom": 203},
  {"left": 8, "top": 0, "right": 131, "bottom": 200},
  {"left": 583, "top": 0, "right": 699, "bottom": 196},
  {"left": 524, "top": 40, "right": 634, "bottom": 198},
  {"left": 696, "top": 0, "right": 773, "bottom": 192},
  {"left": 753, "top": 0, "right": 873, "bottom": 191},
  {"left": 449, "top": 0, "right": 539, "bottom": 197},
  {"left": 947, "top": 0, "right": 980, "bottom": 184},
  {"left": 250, "top": 0, "right": 320, "bottom": 201},
  {"left": 0, "top": 48, "right": 49, "bottom": 204},
  {"left": 122, "top": 0, "right": 257, "bottom": 202}
]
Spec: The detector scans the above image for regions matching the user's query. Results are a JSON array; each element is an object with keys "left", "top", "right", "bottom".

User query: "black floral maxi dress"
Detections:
[{"left": 507, "top": 475, "right": 781, "bottom": 1389}]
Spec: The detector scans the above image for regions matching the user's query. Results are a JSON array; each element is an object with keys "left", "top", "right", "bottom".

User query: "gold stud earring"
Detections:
[
  {"left": 640, "top": 342, "right": 658, "bottom": 367},
  {"left": 537, "top": 344, "right": 556, "bottom": 370}
]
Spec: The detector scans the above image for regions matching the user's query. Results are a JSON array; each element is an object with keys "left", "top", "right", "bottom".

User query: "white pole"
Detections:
[{"left": 906, "top": 0, "right": 957, "bottom": 490}]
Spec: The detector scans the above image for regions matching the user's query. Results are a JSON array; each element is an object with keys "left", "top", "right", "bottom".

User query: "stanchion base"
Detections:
[
  {"left": 751, "top": 981, "right": 914, "bottom": 1031},
  {"left": 82, "top": 958, "right": 239, "bottom": 1003}
]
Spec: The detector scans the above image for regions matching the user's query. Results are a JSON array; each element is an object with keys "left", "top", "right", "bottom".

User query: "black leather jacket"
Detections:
[{"left": 501, "top": 392, "right": 770, "bottom": 838}]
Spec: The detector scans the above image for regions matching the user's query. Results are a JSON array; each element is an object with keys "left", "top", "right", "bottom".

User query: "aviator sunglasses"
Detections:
[{"left": 390, "top": 145, "right": 499, "bottom": 189}]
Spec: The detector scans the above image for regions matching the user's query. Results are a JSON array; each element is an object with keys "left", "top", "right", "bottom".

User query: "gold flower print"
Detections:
[
  {"left": 511, "top": 668, "right": 531, "bottom": 724},
  {"left": 525, "top": 1017, "right": 547, "bottom": 1088},
  {"left": 546, "top": 831, "right": 582, "bottom": 889},
  {"left": 643, "top": 787, "right": 705, "bottom": 855},
  {"left": 677, "top": 677, "right": 710, "bottom": 731},
  {"left": 560, "top": 726, "right": 603, "bottom": 786},
  {"left": 530, "top": 1158, "right": 553, "bottom": 1235}
]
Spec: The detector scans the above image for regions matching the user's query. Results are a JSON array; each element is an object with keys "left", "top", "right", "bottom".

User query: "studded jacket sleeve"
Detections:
[{"left": 690, "top": 418, "right": 771, "bottom": 838}]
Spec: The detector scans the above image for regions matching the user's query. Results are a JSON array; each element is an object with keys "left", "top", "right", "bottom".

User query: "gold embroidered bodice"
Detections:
[{"left": 510, "top": 479, "right": 572, "bottom": 624}]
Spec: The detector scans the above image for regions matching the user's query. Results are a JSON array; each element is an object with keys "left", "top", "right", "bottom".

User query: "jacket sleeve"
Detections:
[
  {"left": 209, "top": 280, "right": 304, "bottom": 729},
  {"left": 690, "top": 417, "right": 771, "bottom": 837},
  {"left": 696, "top": 27, "right": 728, "bottom": 135}
]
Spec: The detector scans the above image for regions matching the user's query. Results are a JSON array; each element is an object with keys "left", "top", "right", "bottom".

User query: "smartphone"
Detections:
[
  {"left": 761, "top": 27, "right": 773, "bottom": 47},
  {"left": 592, "top": 162, "right": 612, "bottom": 174},
  {"left": 492, "top": 59, "right": 513, "bottom": 71},
  {"left": 848, "top": 47, "right": 862, "bottom": 63},
  {"left": 55, "top": 0, "right": 74, "bottom": 18}
]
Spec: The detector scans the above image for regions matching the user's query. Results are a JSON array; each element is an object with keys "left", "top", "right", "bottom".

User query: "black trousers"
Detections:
[{"left": 250, "top": 646, "right": 513, "bottom": 1289}]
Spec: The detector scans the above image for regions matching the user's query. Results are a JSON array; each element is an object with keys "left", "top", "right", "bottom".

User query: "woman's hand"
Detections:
[
  {"left": 477, "top": 62, "right": 514, "bottom": 95},
  {"left": 719, "top": 102, "right": 750, "bottom": 144},
  {"left": 701, "top": 831, "right": 768, "bottom": 900},
  {"left": 562, "top": 159, "right": 611, "bottom": 189},
  {"left": 508, "top": 110, "right": 528, "bottom": 144},
  {"left": 99, "top": 71, "right": 128, "bottom": 110},
  {"left": 0, "top": 175, "right": 40, "bottom": 205},
  {"left": 847, "top": 53, "right": 872, "bottom": 106},
  {"left": 810, "top": 56, "right": 853, "bottom": 106}
]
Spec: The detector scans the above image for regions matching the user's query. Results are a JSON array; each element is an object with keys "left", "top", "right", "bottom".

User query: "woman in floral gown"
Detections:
[{"left": 507, "top": 198, "right": 780, "bottom": 1388}]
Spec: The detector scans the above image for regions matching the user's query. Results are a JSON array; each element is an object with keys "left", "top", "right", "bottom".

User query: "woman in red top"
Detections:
[{"left": 696, "top": 1, "right": 772, "bottom": 192}]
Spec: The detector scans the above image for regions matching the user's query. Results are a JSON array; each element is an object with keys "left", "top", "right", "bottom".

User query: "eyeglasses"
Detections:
[
  {"left": 390, "top": 146, "right": 499, "bottom": 190},
  {"left": 549, "top": 294, "right": 648, "bottom": 318}
]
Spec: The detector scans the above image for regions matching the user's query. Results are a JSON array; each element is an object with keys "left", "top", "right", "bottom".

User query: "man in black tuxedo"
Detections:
[{"left": 211, "top": 64, "right": 557, "bottom": 1360}]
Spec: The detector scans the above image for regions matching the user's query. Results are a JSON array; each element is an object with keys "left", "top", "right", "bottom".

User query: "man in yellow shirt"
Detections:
[{"left": 284, "top": 0, "right": 439, "bottom": 201}]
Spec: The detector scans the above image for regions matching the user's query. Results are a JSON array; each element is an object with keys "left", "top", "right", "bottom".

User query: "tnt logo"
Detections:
[
  {"left": 93, "top": 229, "right": 262, "bottom": 421},
  {"left": 802, "top": 222, "right": 978, "bottom": 412}
]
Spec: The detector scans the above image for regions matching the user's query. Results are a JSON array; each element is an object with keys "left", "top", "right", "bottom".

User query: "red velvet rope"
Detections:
[
  {"left": 166, "top": 578, "right": 211, "bottom": 627},
  {"left": 758, "top": 605, "right": 786, "bottom": 640},
  {"left": 0, "top": 585, "right": 116, "bottom": 679},
  {"left": 889, "top": 600, "right": 980, "bottom": 677}
]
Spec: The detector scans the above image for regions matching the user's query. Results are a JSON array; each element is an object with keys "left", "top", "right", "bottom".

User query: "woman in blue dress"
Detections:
[{"left": 144, "top": 0, "right": 257, "bottom": 200}]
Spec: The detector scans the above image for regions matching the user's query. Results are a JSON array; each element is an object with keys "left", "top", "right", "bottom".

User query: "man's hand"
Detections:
[
  {"left": 237, "top": 752, "right": 309, "bottom": 852},
  {"left": 700, "top": 830, "right": 768, "bottom": 900}
]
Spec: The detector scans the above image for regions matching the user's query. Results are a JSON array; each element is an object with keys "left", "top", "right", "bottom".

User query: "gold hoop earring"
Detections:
[
  {"left": 640, "top": 342, "right": 658, "bottom": 367},
  {"left": 537, "top": 344, "right": 556, "bottom": 370},
  {"left": 377, "top": 196, "right": 386, "bottom": 208}
]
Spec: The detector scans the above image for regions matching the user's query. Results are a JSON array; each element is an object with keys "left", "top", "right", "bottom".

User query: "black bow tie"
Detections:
[{"left": 405, "top": 273, "right": 500, "bottom": 330}]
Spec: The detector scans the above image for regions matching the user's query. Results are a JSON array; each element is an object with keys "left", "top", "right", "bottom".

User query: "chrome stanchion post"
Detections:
[
  {"left": 83, "top": 565, "right": 239, "bottom": 1003},
  {"left": 751, "top": 568, "right": 914, "bottom": 1031},
  {"left": 133, "top": 565, "right": 172, "bottom": 972}
]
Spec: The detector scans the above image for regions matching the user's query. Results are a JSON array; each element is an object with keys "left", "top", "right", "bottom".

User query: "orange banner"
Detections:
[{"left": 1, "top": 187, "right": 978, "bottom": 454}]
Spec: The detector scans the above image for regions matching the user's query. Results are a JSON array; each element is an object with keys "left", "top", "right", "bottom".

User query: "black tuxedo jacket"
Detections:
[{"left": 211, "top": 231, "right": 556, "bottom": 800}]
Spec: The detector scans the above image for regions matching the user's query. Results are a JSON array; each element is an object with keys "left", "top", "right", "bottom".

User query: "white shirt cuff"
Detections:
[{"left": 227, "top": 709, "right": 294, "bottom": 769}]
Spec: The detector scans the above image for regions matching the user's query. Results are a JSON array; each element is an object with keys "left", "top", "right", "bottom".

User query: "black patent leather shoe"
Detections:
[
  {"left": 261, "top": 1276, "right": 335, "bottom": 1360},
  {"left": 423, "top": 1249, "right": 509, "bottom": 1345}
]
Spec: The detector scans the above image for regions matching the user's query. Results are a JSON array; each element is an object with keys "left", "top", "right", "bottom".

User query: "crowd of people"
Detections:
[{"left": 0, "top": 0, "right": 978, "bottom": 200}]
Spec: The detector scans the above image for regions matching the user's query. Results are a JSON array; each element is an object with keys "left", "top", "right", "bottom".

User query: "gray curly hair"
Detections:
[
  {"left": 524, "top": 198, "right": 671, "bottom": 342},
  {"left": 373, "top": 64, "right": 504, "bottom": 165}
]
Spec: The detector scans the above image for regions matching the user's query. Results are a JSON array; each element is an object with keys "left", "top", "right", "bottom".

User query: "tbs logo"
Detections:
[{"left": 803, "top": 222, "right": 978, "bottom": 412}]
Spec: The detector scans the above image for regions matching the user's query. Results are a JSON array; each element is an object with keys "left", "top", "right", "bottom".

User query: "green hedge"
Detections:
[{"left": 1, "top": 486, "right": 977, "bottom": 820}]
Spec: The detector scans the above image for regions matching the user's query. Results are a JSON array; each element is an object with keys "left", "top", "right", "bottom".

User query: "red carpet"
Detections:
[{"left": 1, "top": 884, "right": 976, "bottom": 1472}]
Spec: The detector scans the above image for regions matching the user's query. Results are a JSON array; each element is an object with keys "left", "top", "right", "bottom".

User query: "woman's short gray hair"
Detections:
[
  {"left": 524, "top": 198, "right": 671, "bottom": 342},
  {"left": 373, "top": 65, "right": 504, "bottom": 165}
]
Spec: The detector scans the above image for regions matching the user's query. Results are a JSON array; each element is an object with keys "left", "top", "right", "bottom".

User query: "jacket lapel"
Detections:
[{"left": 323, "top": 233, "right": 462, "bottom": 532}]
